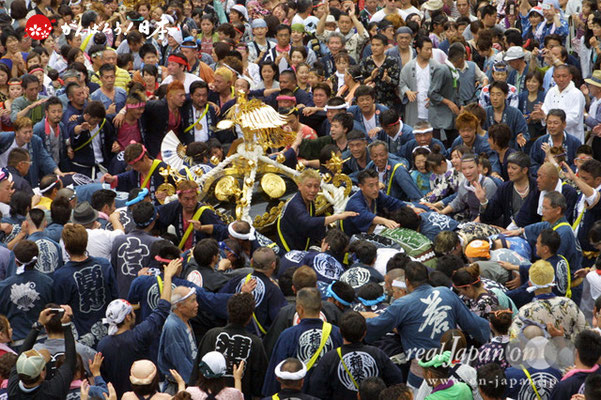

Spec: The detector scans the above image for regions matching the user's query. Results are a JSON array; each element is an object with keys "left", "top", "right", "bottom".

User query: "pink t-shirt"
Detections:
[
  {"left": 186, "top": 387, "right": 244, "bottom": 400},
  {"left": 117, "top": 120, "right": 142, "bottom": 150},
  {"left": 122, "top": 392, "right": 172, "bottom": 400}
]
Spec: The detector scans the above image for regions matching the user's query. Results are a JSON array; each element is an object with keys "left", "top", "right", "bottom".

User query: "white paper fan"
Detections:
[{"left": 161, "top": 131, "right": 187, "bottom": 171}]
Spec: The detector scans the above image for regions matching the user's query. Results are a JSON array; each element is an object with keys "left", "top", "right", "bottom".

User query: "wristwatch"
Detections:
[{"left": 32, "top": 321, "right": 43, "bottom": 331}]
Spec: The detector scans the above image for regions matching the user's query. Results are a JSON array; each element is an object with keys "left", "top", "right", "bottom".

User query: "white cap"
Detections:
[
  {"left": 199, "top": 352, "right": 227, "bottom": 378},
  {"left": 504, "top": 46, "right": 526, "bottom": 61},
  {"left": 231, "top": 4, "right": 249, "bottom": 21}
]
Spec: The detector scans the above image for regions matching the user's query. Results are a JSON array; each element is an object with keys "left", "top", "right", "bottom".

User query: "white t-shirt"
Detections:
[
  {"left": 191, "top": 104, "right": 210, "bottom": 143},
  {"left": 61, "top": 229, "right": 124, "bottom": 262},
  {"left": 0, "top": 202, "right": 10, "bottom": 218},
  {"left": 399, "top": 6, "right": 420, "bottom": 20},
  {"left": 162, "top": 73, "right": 203, "bottom": 94},
  {"left": 370, "top": 8, "right": 403, "bottom": 23},
  {"left": 335, "top": 71, "right": 345, "bottom": 91},
  {"left": 416, "top": 62, "right": 431, "bottom": 120},
  {"left": 90, "top": 124, "right": 104, "bottom": 164},
  {"left": 89, "top": 229, "right": 124, "bottom": 257},
  {"left": 0, "top": 139, "right": 25, "bottom": 168},
  {"left": 363, "top": 113, "right": 377, "bottom": 133}
]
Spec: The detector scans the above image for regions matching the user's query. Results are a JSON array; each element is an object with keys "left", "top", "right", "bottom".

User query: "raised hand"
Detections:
[
  {"left": 472, "top": 180, "right": 487, "bottom": 204},
  {"left": 165, "top": 258, "right": 182, "bottom": 278},
  {"left": 233, "top": 360, "right": 245, "bottom": 380},
  {"left": 89, "top": 352, "right": 104, "bottom": 377}
]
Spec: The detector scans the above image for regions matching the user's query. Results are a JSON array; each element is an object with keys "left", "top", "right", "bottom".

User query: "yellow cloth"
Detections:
[
  {"left": 91, "top": 66, "right": 131, "bottom": 90},
  {"left": 37, "top": 196, "right": 52, "bottom": 210}
]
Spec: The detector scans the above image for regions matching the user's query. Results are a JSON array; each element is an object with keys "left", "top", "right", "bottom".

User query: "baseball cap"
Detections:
[
  {"left": 231, "top": 4, "right": 248, "bottom": 21},
  {"left": 504, "top": 46, "right": 526, "bottom": 61},
  {"left": 16, "top": 350, "right": 50, "bottom": 379},
  {"left": 528, "top": 6, "right": 544, "bottom": 16},
  {"left": 198, "top": 352, "right": 227, "bottom": 378}
]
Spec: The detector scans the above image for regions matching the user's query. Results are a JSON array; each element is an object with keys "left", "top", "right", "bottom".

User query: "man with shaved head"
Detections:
[
  {"left": 515, "top": 162, "right": 578, "bottom": 225},
  {"left": 504, "top": 322, "right": 563, "bottom": 400},
  {"left": 269, "top": 358, "right": 320, "bottom": 400}
]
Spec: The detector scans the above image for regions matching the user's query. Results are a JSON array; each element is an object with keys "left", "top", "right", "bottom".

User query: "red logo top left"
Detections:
[{"left": 25, "top": 15, "right": 53, "bottom": 40}]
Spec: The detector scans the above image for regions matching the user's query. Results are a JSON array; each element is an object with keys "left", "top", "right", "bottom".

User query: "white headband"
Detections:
[
  {"left": 15, "top": 256, "right": 38, "bottom": 275},
  {"left": 413, "top": 128, "right": 434, "bottom": 134},
  {"left": 274, "top": 359, "right": 307, "bottom": 380},
  {"left": 228, "top": 222, "right": 256, "bottom": 241},
  {"left": 40, "top": 180, "right": 60, "bottom": 194},
  {"left": 173, "top": 288, "right": 195, "bottom": 304},
  {"left": 526, "top": 281, "right": 555, "bottom": 293},
  {"left": 392, "top": 279, "right": 406, "bottom": 289},
  {"left": 412, "top": 145, "right": 432, "bottom": 154},
  {"left": 324, "top": 103, "right": 349, "bottom": 111}
]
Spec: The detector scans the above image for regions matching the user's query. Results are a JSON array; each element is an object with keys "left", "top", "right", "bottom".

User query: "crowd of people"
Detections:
[{"left": 0, "top": 0, "right": 601, "bottom": 398}]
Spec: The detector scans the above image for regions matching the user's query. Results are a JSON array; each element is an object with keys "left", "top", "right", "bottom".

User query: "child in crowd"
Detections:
[{"left": 198, "top": 15, "right": 219, "bottom": 56}]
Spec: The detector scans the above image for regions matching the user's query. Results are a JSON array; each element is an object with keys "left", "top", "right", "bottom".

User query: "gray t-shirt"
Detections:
[
  {"left": 512, "top": 187, "right": 527, "bottom": 218},
  {"left": 476, "top": 260, "right": 512, "bottom": 285},
  {"left": 34, "top": 337, "right": 97, "bottom": 374}
]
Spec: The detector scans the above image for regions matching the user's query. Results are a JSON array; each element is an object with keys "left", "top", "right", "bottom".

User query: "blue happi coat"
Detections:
[
  {"left": 263, "top": 318, "right": 343, "bottom": 396},
  {"left": 110, "top": 229, "right": 161, "bottom": 298},
  {"left": 53, "top": 256, "right": 118, "bottom": 347},
  {"left": 219, "top": 271, "right": 287, "bottom": 336},
  {"left": 365, "top": 284, "right": 490, "bottom": 356},
  {"left": 278, "top": 250, "right": 346, "bottom": 298},
  {"left": 366, "top": 158, "right": 422, "bottom": 201},
  {"left": 524, "top": 217, "right": 582, "bottom": 275},
  {"left": 419, "top": 212, "right": 460, "bottom": 241},
  {"left": 158, "top": 313, "right": 198, "bottom": 383},
  {"left": 342, "top": 189, "right": 405, "bottom": 236},
  {"left": 275, "top": 193, "right": 326, "bottom": 253},
  {"left": 28, "top": 231, "right": 63, "bottom": 275},
  {"left": 0, "top": 269, "right": 54, "bottom": 341}
]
